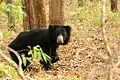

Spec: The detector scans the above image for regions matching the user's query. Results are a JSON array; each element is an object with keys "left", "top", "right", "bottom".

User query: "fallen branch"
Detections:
[
  {"left": 0, "top": 47, "right": 27, "bottom": 80},
  {"left": 0, "top": 50, "right": 17, "bottom": 68}
]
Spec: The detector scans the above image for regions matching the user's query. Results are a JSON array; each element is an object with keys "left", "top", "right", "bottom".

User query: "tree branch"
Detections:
[{"left": 0, "top": 47, "right": 26, "bottom": 80}]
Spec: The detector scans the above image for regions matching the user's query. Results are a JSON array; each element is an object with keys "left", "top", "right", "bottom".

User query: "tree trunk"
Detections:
[
  {"left": 110, "top": 0, "right": 118, "bottom": 12},
  {"left": 101, "top": 0, "right": 112, "bottom": 80},
  {"left": 4, "top": 0, "right": 12, "bottom": 3},
  {"left": 23, "top": 0, "right": 47, "bottom": 30},
  {"left": 49, "top": 0, "right": 64, "bottom": 25},
  {"left": 78, "top": 0, "right": 84, "bottom": 7}
]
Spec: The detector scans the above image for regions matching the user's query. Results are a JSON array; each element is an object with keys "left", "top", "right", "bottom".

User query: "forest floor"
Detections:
[
  {"left": 0, "top": 1, "right": 120, "bottom": 80},
  {"left": 0, "top": 21, "right": 120, "bottom": 80}
]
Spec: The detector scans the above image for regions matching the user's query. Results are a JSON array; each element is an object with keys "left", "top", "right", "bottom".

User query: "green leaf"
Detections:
[
  {"left": 45, "top": 54, "right": 52, "bottom": 60},
  {"left": 36, "top": 45, "right": 43, "bottom": 52},
  {"left": 27, "top": 45, "right": 51, "bottom": 64},
  {"left": 94, "top": 19, "right": 101, "bottom": 27},
  {"left": 41, "top": 52, "right": 48, "bottom": 63},
  {"left": 38, "top": 52, "right": 43, "bottom": 62},
  {"left": 26, "top": 57, "right": 32, "bottom": 63},
  {"left": 33, "top": 46, "right": 38, "bottom": 58},
  {"left": 0, "top": 2, "right": 7, "bottom": 11},
  {"left": 28, "top": 49, "right": 32, "bottom": 55},
  {"left": 21, "top": 54, "right": 27, "bottom": 66},
  {"left": 5, "top": 7, "right": 11, "bottom": 12},
  {"left": 36, "top": 45, "right": 40, "bottom": 48},
  {"left": 27, "top": 46, "right": 31, "bottom": 49}
]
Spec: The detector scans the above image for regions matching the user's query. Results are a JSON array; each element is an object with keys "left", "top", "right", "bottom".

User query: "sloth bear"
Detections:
[{"left": 8, "top": 24, "right": 71, "bottom": 70}]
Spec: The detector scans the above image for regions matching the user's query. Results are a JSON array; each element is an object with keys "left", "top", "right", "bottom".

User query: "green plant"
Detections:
[
  {"left": 0, "top": 62, "right": 19, "bottom": 79},
  {"left": 21, "top": 45, "right": 51, "bottom": 66},
  {"left": 107, "top": 12, "right": 120, "bottom": 24},
  {"left": 0, "top": 1, "right": 26, "bottom": 21}
]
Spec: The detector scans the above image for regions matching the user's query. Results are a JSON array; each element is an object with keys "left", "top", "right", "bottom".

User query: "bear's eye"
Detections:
[
  {"left": 55, "top": 31, "right": 60, "bottom": 36},
  {"left": 55, "top": 33, "right": 59, "bottom": 36}
]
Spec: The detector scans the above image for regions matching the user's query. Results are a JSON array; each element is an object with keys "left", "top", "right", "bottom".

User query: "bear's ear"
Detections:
[
  {"left": 49, "top": 25, "right": 57, "bottom": 33},
  {"left": 49, "top": 24, "right": 57, "bottom": 30},
  {"left": 49, "top": 25, "right": 53, "bottom": 29},
  {"left": 64, "top": 25, "right": 71, "bottom": 33},
  {"left": 63, "top": 25, "right": 71, "bottom": 45}
]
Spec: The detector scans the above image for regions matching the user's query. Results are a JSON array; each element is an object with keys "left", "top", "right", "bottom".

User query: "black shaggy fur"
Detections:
[{"left": 8, "top": 24, "right": 71, "bottom": 70}]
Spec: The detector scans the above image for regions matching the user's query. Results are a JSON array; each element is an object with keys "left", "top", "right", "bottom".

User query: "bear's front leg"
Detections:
[
  {"left": 51, "top": 54, "right": 59, "bottom": 63},
  {"left": 50, "top": 51, "right": 59, "bottom": 63}
]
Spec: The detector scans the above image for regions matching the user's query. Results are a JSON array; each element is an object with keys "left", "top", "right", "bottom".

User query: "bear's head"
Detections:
[{"left": 49, "top": 24, "right": 71, "bottom": 45}]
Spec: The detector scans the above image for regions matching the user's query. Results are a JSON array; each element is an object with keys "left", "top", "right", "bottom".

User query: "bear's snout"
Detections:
[{"left": 57, "top": 35, "right": 63, "bottom": 44}]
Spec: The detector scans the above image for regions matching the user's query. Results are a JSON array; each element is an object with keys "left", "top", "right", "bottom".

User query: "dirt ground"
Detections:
[
  {"left": 0, "top": 18, "right": 120, "bottom": 80},
  {"left": 18, "top": 23, "right": 119, "bottom": 80},
  {"left": 0, "top": 22, "right": 120, "bottom": 80},
  {"left": 0, "top": 0, "right": 120, "bottom": 80}
]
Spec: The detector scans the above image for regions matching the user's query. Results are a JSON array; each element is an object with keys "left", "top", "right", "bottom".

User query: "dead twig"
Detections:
[
  {"left": 101, "top": 0, "right": 112, "bottom": 80},
  {"left": 0, "top": 47, "right": 27, "bottom": 80}
]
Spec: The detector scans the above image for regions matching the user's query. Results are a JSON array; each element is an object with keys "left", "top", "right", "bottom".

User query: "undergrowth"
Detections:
[{"left": 0, "top": 62, "right": 20, "bottom": 80}]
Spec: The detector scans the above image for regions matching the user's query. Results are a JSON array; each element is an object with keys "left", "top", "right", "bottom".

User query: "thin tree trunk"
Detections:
[
  {"left": 78, "top": 0, "right": 84, "bottom": 7},
  {"left": 101, "top": 0, "right": 112, "bottom": 80},
  {"left": 110, "top": 0, "right": 118, "bottom": 12},
  {"left": 49, "top": 0, "right": 64, "bottom": 25}
]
